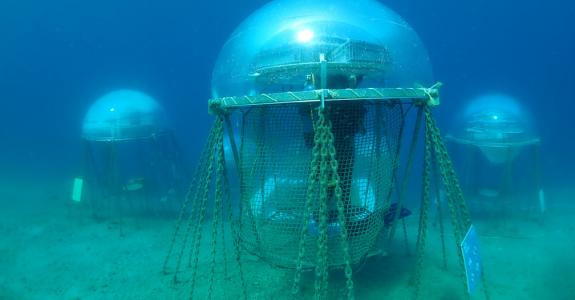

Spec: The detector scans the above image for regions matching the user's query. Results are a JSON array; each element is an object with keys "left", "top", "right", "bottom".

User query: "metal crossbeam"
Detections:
[{"left": 209, "top": 87, "right": 440, "bottom": 113}]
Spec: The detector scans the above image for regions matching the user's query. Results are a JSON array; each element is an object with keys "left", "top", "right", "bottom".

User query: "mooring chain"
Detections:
[
  {"left": 175, "top": 119, "right": 220, "bottom": 284},
  {"left": 292, "top": 108, "right": 323, "bottom": 296},
  {"left": 324, "top": 120, "right": 355, "bottom": 300},
  {"left": 315, "top": 110, "right": 330, "bottom": 299},
  {"left": 426, "top": 108, "right": 470, "bottom": 232},
  {"left": 413, "top": 114, "right": 433, "bottom": 299},
  {"left": 425, "top": 107, "right": 482, "bottom": 300},
  {"left": 438, "top": 139, "right": 471, "bottom": 229},
  {"left": 426, "top": 109, "right": 490, "bottom": 300},
  {"left": 431, "top": 152, "right": 448, "bottom": 271},
  {"left": 319, "top": 109, "right": 356, "bottom": 299},
  {"left": 207, "top": 120, "right": 225, "bottom": 299},
  {"left": 163, "top": 119, "right": 220, "bottom": 275},
  {"left": 425, "top": 108, "right": 465, "bottom": 270},
  {"left": 292, "top": 108, "right": 355, "bottom": 300},
  {"left": 185, "top": 135, "right": 217, "bottom": 269},
  {"left": 189, "top": 117, "right": 224, "bottom": 298}
]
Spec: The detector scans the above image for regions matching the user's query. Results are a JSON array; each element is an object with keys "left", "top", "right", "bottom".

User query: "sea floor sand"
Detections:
[{"left": 0, "top": 186, "right": 573, "bottom": 299}]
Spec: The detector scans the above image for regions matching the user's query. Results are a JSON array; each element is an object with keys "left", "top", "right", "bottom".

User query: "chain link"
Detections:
[
  {"left": 292, "top": 107, "right": 322, "bottom": 296},
  {"left": 412, "top": 106, "right": 489, "bottom": 300},
  {"left": 413, "top": 113, "right": 432, "bottom": 299},
  {"left": 189, "top": 117, "right": 224, "bottom": 299},
  {"left": 163, "top": 119, "right": 220, "bottom": 277},
  {"left": 315, "top": 112, "right": 330, "bottom": 298},
  {"left": 207, "top": 119, "right": 225, "bottom": 299},
  {"left": 425, "top": 108, "right": 467, "bottom": 300},
  {"left": 291, "top": 108, "right": 355, "bottom": 299},
  {"left": 424, "top": 107, "right": 489, "bottom": 300}
]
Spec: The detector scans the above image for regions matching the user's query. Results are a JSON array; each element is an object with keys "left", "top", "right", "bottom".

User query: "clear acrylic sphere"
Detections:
[
  {"left": 82, "top": 89, "right": 169, "bottom": 141},
  {"left": 211, "top": 0, "right": 433, "bottom": 98}
]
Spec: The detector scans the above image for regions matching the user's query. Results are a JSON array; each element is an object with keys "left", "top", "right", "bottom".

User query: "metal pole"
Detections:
[{"left": 224, "top": 114, "right": 241, "bottom": 175}]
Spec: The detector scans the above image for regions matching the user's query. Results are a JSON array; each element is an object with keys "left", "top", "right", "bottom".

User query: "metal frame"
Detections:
[{"left": 209, "top": 87, "right": 440, "bottom": 113}]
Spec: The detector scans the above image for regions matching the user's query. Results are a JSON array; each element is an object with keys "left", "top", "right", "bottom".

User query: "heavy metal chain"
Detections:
[
  {"left": 424, "top": 107, "right": 489, "bottom": 300},
  {"left": 292, "top": 108, "right": 354, "bottom": 299},
  {"left": 426, "top": 108, "right": 471, "bottom": 231},
  {"left": 189, "top": 117, "right": 224, "bottom": 298},
  {"left": 413, "top": 110, "right": 433, "bottom": 299},
  {"left": 163, "top": 118, "right": 221, "bottom": 277},
  {"left": 207, "top": 119, "right": 225, "bottom": 299},
  {"left": 412, "top": 106, "right": 482, "bottom": 299},
  {"left": 292, "top": 109, "right": 322, "bottom": 296},
  {"left": 434, "top": 109, "right": 490, "bottom": 300},
  {"left": 425, "top": 107, "right": 468, "bottom": 299}
]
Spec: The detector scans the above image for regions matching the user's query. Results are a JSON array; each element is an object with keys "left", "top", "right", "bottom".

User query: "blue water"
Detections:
[
  {"left": 0, "top": 0, "right": 573, "bottom": 299},
  {"left": 0, "top": 0, "right": 573, "bottom": 185}
]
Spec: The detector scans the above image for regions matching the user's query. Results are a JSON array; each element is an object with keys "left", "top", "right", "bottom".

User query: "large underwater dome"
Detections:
[
  {"left": 82, "top": 89, "right": 170, "bottom": 142},
  {"left": 211, "top": 0, "right": 433, "bottom": 98}
]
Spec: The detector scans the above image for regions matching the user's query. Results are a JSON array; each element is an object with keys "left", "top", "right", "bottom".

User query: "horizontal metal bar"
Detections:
[
  {"left": 446, "top": 135, "right": 541, "bottom": 148},
  {"left": 209, "top": 87, "right": 439, "bottom": 113}
]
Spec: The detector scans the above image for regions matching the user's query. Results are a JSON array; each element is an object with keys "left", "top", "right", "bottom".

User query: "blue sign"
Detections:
[{"left": 461, "top": 225, "right": 483, "bottom": 295}]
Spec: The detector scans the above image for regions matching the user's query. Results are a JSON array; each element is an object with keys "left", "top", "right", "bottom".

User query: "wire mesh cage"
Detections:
[
  {"left": 81, "top": 90, "right": 187, "bottom": 217},
  {"left": 235, "top": 101, "right": 402, "bottom": 268},
  {"left": 83, "top": 132, "right": 185, "bottom": 217}
]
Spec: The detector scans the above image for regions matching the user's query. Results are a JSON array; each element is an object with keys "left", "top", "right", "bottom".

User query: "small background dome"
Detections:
[
  {"left": 211, "top": 0, "right": 433, "bottom": 98},
  {"left": 450, "top": 93, "right": 537, "bottom": 164},
  {"left": 457, "top": 93, "right": 535, "bottom": 146},
  {"left": 82, "top": 89, "right": 169, "bottom": 141}
]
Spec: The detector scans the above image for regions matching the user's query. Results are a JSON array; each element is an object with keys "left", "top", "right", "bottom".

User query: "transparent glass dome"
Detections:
[
  {"left": 211, "top": 0, "right": 433, "bottom": 98},
  {"left": 459, "top": 93, "right": 534, "bottom": 146},
  {"left": 82, "top": 89, "right": 169, "bottom": 142}
]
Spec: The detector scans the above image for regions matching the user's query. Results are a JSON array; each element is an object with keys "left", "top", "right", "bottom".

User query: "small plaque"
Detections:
[{"left": 461, "top": 225, "right": 482, "bottom": 295}]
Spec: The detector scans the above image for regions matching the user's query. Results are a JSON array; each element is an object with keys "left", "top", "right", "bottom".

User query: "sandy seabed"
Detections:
[{"left": 1, "top": 184, "right": 574, "bottom": 300}]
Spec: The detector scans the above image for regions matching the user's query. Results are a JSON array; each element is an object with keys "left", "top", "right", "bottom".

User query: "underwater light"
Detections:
[{"left": 296, "top": 28, "right": 314, "bottom": 43}]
